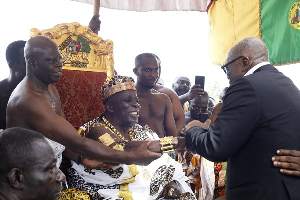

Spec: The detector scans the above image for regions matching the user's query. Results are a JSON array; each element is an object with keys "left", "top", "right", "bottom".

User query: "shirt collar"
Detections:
[{"left": 244, "top": 62, "right": 270, "bottom": 76}]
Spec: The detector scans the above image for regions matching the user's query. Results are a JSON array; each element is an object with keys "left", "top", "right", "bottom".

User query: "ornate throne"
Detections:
[{"left": 30, "top": 22, "right": 114, "bottom": 130}]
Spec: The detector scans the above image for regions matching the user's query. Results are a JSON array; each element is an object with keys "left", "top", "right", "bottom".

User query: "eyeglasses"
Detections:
[
  {"left": 177, "top": 80, "right": 191, "bottom": 87},
  {"left": 221, "top": 56, "right": 243, "bottom": 74},
  {"left": 191, "top": 106, "right": 208, "bottom": 113}
]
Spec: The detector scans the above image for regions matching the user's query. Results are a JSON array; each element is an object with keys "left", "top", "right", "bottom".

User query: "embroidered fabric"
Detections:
[
  {"left": 45, "top": 137, "right": 65, "bottom": 167},
  {"left": 67, "top": 118, "right": 196, "bottom": 200}
]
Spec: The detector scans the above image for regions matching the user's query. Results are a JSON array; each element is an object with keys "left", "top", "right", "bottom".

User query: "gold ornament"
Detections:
[
  {"left": 160, "top": 136, "right": 174, "bottom": 154},
  {"left": 100, "top": 75, "right": 136, "bottom": 100},
  {"left": 102, "top": 116, "right": 135, "bottom": 141}
]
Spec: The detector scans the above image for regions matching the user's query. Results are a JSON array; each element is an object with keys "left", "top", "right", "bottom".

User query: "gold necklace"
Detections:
[{"left": 102, "top": 116, "right": 134, "bottom": 141}]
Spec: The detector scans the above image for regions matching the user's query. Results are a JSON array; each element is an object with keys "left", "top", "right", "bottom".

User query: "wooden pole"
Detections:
[{"left": 93, "top": 0, "right": 100, "bottom": 15}]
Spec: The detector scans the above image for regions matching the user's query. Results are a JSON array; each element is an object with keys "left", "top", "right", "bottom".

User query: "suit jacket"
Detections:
[{"left": 186, "top": 64, "right": 300, "bottom": 200}]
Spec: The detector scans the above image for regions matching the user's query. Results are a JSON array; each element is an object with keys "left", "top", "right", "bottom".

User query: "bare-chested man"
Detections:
[
  {"left": 154, "top": 84, "right": 185, "bottom": 136},
  {"left": 152, "top": 55, "right": 185, "bottom": 136},
  {"left": 6, "top": 36, "right": 160, "bottom": 167},
  {"left": 133, "top": 53, "right": 177, "bottom": 138},
  {"left": 0, "top": 16, "right": 100, "bottom": 131},
  {"left": 0, "top": 40, "right": 26, "bottom": 130}
]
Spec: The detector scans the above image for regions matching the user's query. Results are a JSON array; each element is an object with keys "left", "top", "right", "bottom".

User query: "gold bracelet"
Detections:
[{"left": 160, "top": 136, "right": 174, "bottom": 153}]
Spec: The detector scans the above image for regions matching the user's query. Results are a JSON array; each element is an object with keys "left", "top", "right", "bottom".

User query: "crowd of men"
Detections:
[{"left": 0, "top": 15, "right": 300, "bottom": 200}]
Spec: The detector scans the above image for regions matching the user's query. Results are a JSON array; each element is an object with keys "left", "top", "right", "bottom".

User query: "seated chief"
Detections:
[{"left": 67, "top": 75, "right": 196, "bottom": 200}]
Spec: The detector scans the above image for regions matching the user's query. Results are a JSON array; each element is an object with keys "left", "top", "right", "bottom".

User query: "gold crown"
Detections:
[{"left": 100, "top": 75, "right": 136, "bottom": 100}]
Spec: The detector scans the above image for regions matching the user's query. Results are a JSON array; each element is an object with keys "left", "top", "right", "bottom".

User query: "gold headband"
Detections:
[{"left": 100, "top": 75, "right": 136, "bottom": 100}]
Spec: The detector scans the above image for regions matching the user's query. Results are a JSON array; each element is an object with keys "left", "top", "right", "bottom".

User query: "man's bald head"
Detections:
[
  {"left": 189, "top": 92, "right": 209, "bottom": 120},
  {"left": 24, "top": 36, "right": 59, "bottom": 61},
  {"left": 227, "top": 37, "right": 269, "bottom": 68},
  {"left": 225, "top": 37, "right": 269, "bottom": 84},
  {"left": 172, "top": 76, "right": 191, "bottom": 95},
  {"left": 24, "top": 36, "right": 62, "bottom": 84}
]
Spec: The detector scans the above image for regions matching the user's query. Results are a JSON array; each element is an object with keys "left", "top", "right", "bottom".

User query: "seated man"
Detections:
[
  {"left": 67, "top": 75, "right": 196, "bottom": 200},
  {"left": 0, "top": 127, "right": 65, "bottom": 200}
]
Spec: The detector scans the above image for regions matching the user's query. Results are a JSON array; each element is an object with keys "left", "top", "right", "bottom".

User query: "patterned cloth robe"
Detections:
[{"left": 67, "top": 118, "right": 196, "bottom": 200}]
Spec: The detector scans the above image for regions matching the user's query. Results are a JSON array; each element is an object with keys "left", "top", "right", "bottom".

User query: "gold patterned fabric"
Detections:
[
  {"left": 213, "top": 162, "right": 227, "bottom": 199},
  {"left": 59, "top": 188, "right": 90, "bottom": 200},
  {"left": 177, "top": 150, "right": 215, "bottom": 199},
  {"left": 55, "top": 70, "right": 106, "bottom": 130},
  {"left": 66, "top": 117, "right": 196, "bottom": 200}
]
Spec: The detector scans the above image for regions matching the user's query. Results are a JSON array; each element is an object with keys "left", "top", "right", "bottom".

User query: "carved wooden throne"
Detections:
[{"left": 30, "top": 23, "right": 114, "bottom": 130}]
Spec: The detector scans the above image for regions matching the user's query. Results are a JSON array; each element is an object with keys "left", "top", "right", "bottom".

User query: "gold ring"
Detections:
[{"left": 168, "top": 188, "right": 174, "bottom": 196}]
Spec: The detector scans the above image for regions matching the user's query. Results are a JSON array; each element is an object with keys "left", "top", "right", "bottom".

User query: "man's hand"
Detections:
[
  {"left": 272, "top": 149, "right": 300, "bottom": 178},
  {"left": 187, "top": 84, "right": 204, "bottom": 100},
  {"left": 126, "top": 140, "right": 162, "bottom": 166},
  {"left": 82, "top": 157, "right": 116, "bottom": 169},
  {"left": 183, "top": 119, "right": 211, "bottom": 134},
  {"left": 175, "top": 137, "right": 186, "bottom": 150},
  {"left": 88, "top": 15, "right": 101, "bottom": 34},
  {"left": 147, "top": 140, "right": 161, "bottom": 153}
]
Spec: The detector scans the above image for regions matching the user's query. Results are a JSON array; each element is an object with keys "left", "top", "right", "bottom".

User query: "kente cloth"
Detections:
[
  {"left": 68, "top": 119, "right": 196, "bottom": 200},
  {"left": 177, "top": 150, "right": 215, "bottom": 200},
  {"left": 45, "top": 137, "right": 65, "bottom": 167},
  {"left": 213, "top": 162, "right": 227, "bottom": 199},
  {"left": 59, "top": 188, "right": 91, "bottom": 200},
  {"left": 183, "top": 101, "right": 190, "bottom": 113}
]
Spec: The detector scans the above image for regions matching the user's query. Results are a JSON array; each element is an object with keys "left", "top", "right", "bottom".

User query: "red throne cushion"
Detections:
[{"left": 54, "top": 70, "right": 107, "bottom": 130}]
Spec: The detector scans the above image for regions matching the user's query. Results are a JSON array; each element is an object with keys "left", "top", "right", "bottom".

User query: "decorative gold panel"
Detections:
[{"left": 30, "top": 22, "right": 114, "bottom": 80}]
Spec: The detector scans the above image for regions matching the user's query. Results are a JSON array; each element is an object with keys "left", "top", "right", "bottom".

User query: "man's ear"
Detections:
[
  {"left": 28, "top": 57, "right": 37, "bottom": 69},
  {"left": 171, "top": 83, "right": 174, "bottom": 89},
  {"left": 105, "top": 101, "right": 114, "bottom": 113},
  {"left": 8, "top": 61, "right": 16, "bottom": 70},
  {"left": 133, "top": 67, "right": 137, "bottom": 75},
  {"left": 8, "top": 168, "right": 25, "bottom": 189},
  {"left": 241, "top": 57, "right": 250, "bottom": 72}
]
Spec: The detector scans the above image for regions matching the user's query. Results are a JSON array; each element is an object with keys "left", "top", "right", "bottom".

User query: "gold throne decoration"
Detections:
[
  {"left": 29, "top": 22, "right": 113, "bottom": 130},
  {"left": 30, "top": 22, "right": 114, "bottom": 80}
]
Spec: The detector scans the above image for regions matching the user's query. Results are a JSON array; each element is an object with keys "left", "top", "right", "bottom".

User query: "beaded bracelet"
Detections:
[{"left": 160, "top": 136, "right": 174, "bottom": 153}]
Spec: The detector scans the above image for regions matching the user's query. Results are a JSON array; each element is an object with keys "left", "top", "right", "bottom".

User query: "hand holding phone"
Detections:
[{"left": 195, "top": 76, "right": 205, "bottom": 91}]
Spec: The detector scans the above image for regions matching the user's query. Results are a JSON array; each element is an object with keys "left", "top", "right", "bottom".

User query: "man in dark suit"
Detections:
[{"left": 184, "top": 37, "right": 300, "bottom": 199}]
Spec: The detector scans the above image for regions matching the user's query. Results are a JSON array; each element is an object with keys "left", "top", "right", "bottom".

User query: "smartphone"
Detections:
[
  {"left": 195, "top": 76, "right": 205, "bottom": 90},
  {"left": 198, "top": 113, "right": 209, "bottom": 123}
]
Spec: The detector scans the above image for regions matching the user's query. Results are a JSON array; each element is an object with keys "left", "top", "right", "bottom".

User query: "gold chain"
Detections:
[
  {"left": 128, "top": 128, "right": 135, "bottom": 141},
  {"left": 102, "top": 116, "right": 134, "bottom": 141}
]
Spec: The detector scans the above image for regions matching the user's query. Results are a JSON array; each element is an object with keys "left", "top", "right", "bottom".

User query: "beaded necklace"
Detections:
[{"left": 102, "top": 116, "right": 134, "bottom": 141}]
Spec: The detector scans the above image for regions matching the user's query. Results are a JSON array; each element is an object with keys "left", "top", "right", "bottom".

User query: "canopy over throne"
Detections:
[{"left": 30, "top": 22, "right": 114, "bottom": 129}]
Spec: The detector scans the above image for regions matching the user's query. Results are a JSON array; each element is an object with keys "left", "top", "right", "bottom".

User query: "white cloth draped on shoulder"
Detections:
[{"left": 67, "top": 121, "right": 196, "bottom": 200}]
